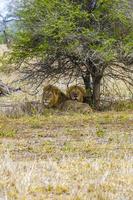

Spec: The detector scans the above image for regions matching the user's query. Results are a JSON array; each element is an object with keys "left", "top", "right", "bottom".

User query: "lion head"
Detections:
[
  {"left": 42, "top": 85, "right": 67, "bottom": 108},
  {"left": 66, "top": 85, "right": 86, "bottom": 103}
]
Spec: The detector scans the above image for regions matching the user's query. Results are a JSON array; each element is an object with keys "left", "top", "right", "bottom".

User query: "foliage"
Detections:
[
  {"left": 11, "top": 0, "right": 132, "bottom": 59},
  {"left": 9, "top": 0, "right": 133, "bottom": 108},
  {"left": 0, "top": 34, "right": 5, "bottom": 44}
]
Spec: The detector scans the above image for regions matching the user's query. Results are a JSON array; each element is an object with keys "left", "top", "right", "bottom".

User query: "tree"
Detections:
[
  {"left": 0, "top": 14, "right": 11, "bottom": 46},
  {"left": 0, "top": 0, "right": 20, "bottom": 46},
  {"left": 0, "top": 14, "right": 19, "bottom": 46},
  {"left": 10, "top": 0, "right": 133, "bottom": 109}
]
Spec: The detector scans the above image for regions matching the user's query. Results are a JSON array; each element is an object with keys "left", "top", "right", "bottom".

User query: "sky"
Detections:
[{"left": 0, "top": 0, "right": 10, "bottom": 16}]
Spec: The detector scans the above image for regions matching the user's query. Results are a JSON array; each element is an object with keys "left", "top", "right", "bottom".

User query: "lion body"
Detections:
[
  {"left": 66, "top": 85, "right": 86, "bottom": 103},
  {"left": 42, "top": 85, "right": 68, "bottom": 108},
  {"left": 62, "top": 100, "right": 92, "bottom": 113}
]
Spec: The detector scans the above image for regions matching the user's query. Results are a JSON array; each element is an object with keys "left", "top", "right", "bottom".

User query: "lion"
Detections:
[
  {"left": 42, "top": 85, "right": 68, "bottom": 108},
  {"left": 66, "top": 85, "right": 87, "bottom": 103},
  {"left": 62, "top": 100, "right": 93, "bottom": 114}
]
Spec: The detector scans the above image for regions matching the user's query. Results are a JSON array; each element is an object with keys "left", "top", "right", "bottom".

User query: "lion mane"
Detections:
[
  {"left": 66, "top": 85, "right": 86, "bottom": 103},
  {"left": 42, "top": 85, "right": 67, "bottom": 108}
]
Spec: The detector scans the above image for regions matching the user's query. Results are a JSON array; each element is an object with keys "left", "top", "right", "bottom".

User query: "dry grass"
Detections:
[{"left": 0, "top": 110, "right": 132, "bottom": 200}]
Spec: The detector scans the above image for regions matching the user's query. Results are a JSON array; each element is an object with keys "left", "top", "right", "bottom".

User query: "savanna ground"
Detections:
[
  {"left": 0, "top": 101, "right": 133, "bottom": 200},
  {"left": 0, "top": 46, "right": 133, "bottom": 200}
]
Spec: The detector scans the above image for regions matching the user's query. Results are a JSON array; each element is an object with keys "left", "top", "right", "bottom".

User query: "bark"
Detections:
[
  {"left": 3, "top": 30, "right": 10, "bottom": 47},
  {"left": 92, "top": 77, "right": 101, "bottom": 109},
  {"left": 0, "top": 80, "right": 21, "bottom": 96},
  {"left": 83, "top": 71, "right": 91, "bottom": 91},
  {"left": 87, "top": 0, "right": 97, "bottom": 11},
  {"left": 82, "top": 71, "right": 93, "bottom": 104}
]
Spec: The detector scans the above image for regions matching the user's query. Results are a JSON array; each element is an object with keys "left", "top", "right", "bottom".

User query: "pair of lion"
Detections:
[{"left": 42, "top": 85, "right": 86, "bottom": 107}]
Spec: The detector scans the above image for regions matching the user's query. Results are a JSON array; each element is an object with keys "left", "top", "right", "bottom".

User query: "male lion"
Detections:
[
  {"left": 66, "top": 85, "right": 86, "bottom": 103},
  {"left": 42, "top": 85, "right": 68, "bottom": 108}
]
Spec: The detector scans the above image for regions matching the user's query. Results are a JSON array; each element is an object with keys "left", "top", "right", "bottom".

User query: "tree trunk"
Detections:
[
  {"left": 3, "top": 30, "right": 10, "bottom": 48},
  {"left": 92, "top": 77, "right": 101, "bottom": 110},
  {"left": 82, "top": 71, "right": 93, "bottom": 104}
]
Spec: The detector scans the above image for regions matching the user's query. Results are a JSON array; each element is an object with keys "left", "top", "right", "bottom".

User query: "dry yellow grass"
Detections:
[{"left": 0, "top": 110, "right": 132, "bottom": 200}]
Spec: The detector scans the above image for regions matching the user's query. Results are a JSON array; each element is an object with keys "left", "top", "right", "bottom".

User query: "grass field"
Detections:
[{"left": 0, "top": 110, "right": 133, "bottom": 200}]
